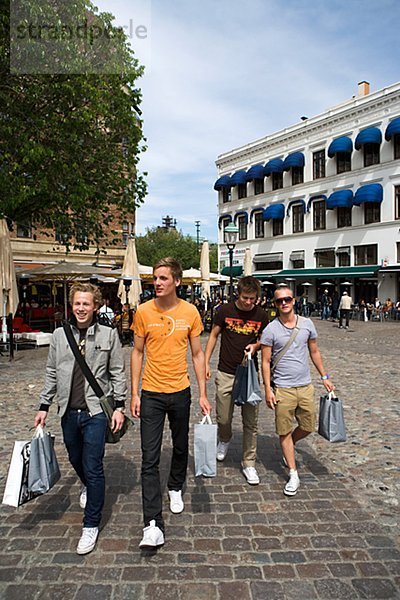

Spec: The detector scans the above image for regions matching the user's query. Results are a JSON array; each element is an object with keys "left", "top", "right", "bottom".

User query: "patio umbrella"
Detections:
[
  {"left": 117, "top": 237, "right": 142, "bottom": 309},
  {"left": 200, "top": 240, "right": 211, "bottom": 306},
  {"left": 243, "top": 247, "right": 252, "bottom": 276},
  {"left": 261, "top": 280, "right": 274, "bottom": 285},
  {"left": 0, "top": 219, "right": 19, "bottom": 342}
]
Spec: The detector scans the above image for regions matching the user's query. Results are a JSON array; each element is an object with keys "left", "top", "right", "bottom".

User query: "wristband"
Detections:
[{"left": 321, "top": 374, "right": 329, "bottom": 380}]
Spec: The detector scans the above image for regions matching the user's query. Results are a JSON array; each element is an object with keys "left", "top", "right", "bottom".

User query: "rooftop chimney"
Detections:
[{"left": 357, "top": 81, "right": 370, "bottom": 97}]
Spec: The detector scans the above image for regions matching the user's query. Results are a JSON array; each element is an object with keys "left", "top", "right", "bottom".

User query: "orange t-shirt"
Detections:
[{"left": 132, "top": 299, "right": 203, "bottom": 393}]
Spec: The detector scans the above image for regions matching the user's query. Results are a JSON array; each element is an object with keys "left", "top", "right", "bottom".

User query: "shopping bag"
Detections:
[
  {"left": 28, "top": 425, "right": 61, "bottom": 495},
  {"left": 100, "top": 396, "right": 133, "bottom": 444},
  {"left": 2, "top": 440, "right": 35, "bottom": 507},
  {"left": 194, "top": 414, "right": 217, "bottom": 477},
  {"left": 318, "top": 392, "right": 347, "bottom": 443},
  {"left": 232, "top": 352, "right": 262, "bottom": 407}
]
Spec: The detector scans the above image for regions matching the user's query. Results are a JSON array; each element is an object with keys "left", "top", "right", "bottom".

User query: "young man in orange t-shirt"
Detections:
[{"left": 131, "top": 257, "right": 211, "bottom": 549}]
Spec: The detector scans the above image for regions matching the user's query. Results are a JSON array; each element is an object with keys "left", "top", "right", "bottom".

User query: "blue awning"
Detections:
[
  {"left": 283, "top": 152, "right": 305, "bottom": 171},
  {"left": 214, "top": 175, "right": 232, "bottom": 190},
  {"left": 355, "top": 127, "right": 382, "bottom": 150},
  {"left": 245, "top": 164, "right": 265, "bottom": 181},
  {"left": 354, "top": 183, "right": 383, "bottom": 206},
  {"left": 264, "top": 158, "right": 284, "bottom": 175},
  {"left": 286, "top": 199, "right": 306, "bottom": 217},
  {"left": 263, "top": 203, "right": 285, "bottom": 221},
  {"left": 328, "top": 136, "right": 353, "bottom": 158},
  {"left": 234, "top": 211, "right": 249, "bottom": 224},
  {"left": 218, "top": 214, "right": 232, "bottom": 229},
  {"left": 326, "top": 190, "right": 353, "bottom": 209},
  {"left": 385, "top": 117, "right": 400, "bottom": 141},
  {"left": 230, "top": 170, "right": 248, "bottom": 186}
]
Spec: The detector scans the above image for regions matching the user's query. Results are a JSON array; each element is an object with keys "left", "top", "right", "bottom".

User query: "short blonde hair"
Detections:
[
  {"left": 69, "top": 282, "right": 102, "bottom": 309},
  {"left": 153, "top": 257, "right": 182, "bottom": 281}
]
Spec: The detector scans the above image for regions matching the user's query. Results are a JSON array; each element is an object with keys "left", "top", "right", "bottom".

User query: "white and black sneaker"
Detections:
[
  {"left": 284, "top": 470, "right": 300, "bottom": 496},
  {"left": 76, "top": 527, "right": 99, "bottom": 555}
]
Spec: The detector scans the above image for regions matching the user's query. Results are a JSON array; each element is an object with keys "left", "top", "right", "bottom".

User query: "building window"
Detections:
[
  {"left": 354, "top": 244, "right": 377, "bottom": 265},
  {"left": 337, "top": 248, "right": 351, "bottom": 267},
  {"left": 238, "top": 183, "right": 247, "bottom": 199},
  {"left": 222, "top": 188, "right": 231, "bottom": 203},
  {"left": 337, "top": 206, "right": 352, "bottom": 228},
  {"left": 394, "top": 134, "right": 400, "bottom": 160},
  {"left": 272, "top": 172, "right": 283, "bottom": 190},
  {"left": 254, "top": 257, "right": 283, "bottom": 271},
  {"left": 254, "top": 211, "right": 264, "bottom": 238},
  {"left": 396, "top": 185, "right": 400, "bottom": 220},
  {"left": 363, "top": 143, "right": 380, "bottom": 167},
  {"left": 313, "top": 150, "right": 325, "bottom": 179},
  {"left": 291, "top": 166, "right": 304, "bottom": 185},
  {"left": 315, "top": 249, "right": 335, "bottom": 268},
  {"left": 313, "top": 200, "right": 326, "bottom": 231},
  {"left": 254, "top": 179, "right": 264, "bottom": 195},
  {"left": 272, "top": 219, "right": 283, "bottom": 237},
  {"left": 364, "top": 202, "right": 381, "bottom": 224},
  {"left": 292, "top": 204, "right": 304, "bottom": 233},
  {"left": 238, "top": 216, "right": 247, "bottom": 241},
  {"left": 337, "top": 152, "right": 351, "bottom": 174},
  {"left": 17, "top": 219, "right": 32, "bottom": 238}
]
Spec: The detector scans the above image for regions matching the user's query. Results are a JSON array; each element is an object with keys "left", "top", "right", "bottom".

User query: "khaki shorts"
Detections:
[{"left": 274, "top": 384, "right": 316, "bottom": 436}]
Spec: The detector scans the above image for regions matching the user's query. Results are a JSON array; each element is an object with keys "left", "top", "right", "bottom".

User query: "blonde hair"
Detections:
[
  {"left": 153, "top": 257, "right": 183, "bottom": 281},
  {"left": 69, "top": 282, "right": 102, "bottom": 309}
]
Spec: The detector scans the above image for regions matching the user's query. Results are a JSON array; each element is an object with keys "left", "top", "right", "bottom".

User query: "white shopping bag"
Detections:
[
  {"left": 2, "top": 439, "right": 35, "bottom": 507},
  {"left": 194, "top": 414, "right": 217, "bottom": 477}
]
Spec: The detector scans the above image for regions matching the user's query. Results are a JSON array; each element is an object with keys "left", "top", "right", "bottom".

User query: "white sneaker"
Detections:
[
  {"left": 168, "top": 490, "right": 184, "bottom": 514},
  {"left": 139, "top": 520, "right": 165, "bottom": 549},
  {"left": 79, "top": 486, "right": 87, "bottom": 509},
  {"left": 284, "top": 470, "right": 300, "bottom": 496},
  {"left": 76, "top": 527, "right": 99, "bottom": 555},
  {"left": 216, "top": 440, "right": 230, "bottom": 462},
  {"left": 242, "top": 466, "right": 260, "bottom": 485}
]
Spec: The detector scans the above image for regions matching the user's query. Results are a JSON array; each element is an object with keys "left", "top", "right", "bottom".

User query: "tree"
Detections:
[
  {"left": 0, "top": 0, "right": 147, "bottom": 251},
  {"left": 136, "top": 228, "right": 201, "bottom": 270}
]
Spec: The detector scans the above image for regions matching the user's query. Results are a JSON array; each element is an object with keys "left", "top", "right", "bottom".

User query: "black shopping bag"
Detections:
[
  {"left": 232, "top": 353, "right": 262, "bottom": 407},
  {"left": 318, "top": 392, "right": 347, "bottom": 443},
  {"left": 28, "top": 426, "right": 61, "bottom": 495}
]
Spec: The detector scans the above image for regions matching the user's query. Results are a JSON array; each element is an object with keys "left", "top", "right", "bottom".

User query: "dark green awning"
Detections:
[
  {"left": 221, "top": 265, "right": 243, "bottom": 277},
  {"left": 276, "top": 266, "right": 379, "bottom": 278}
]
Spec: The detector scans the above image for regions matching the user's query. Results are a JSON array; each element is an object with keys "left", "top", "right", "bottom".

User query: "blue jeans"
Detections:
[
  {"left": 61, "top": 409, "right": 107, "bottom": 528},
  {"left": 140, "top": 387, "right": 191, "bottom": 532}
]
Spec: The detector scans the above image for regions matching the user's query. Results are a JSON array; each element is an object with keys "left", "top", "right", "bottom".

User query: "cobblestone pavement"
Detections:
[{"left": 0, "top": 319, "right": 399, "bottom": 599}]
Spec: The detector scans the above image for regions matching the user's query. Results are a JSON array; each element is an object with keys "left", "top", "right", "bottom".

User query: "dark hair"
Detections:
[
  {"left": 237, "top": 276, "right": 261, "bottom": 297},
  {"left": 153, "top": 257, "right": 183, "bottom": 281}
]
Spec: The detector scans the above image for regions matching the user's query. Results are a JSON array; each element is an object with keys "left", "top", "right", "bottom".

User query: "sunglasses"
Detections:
[{"left": 275, "top": 296, "right": 294, "bottom": 305}]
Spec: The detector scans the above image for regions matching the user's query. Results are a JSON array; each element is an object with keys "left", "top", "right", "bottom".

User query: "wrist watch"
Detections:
[{"left": 115, "top": 407, "right": 126, "bottom": 414}]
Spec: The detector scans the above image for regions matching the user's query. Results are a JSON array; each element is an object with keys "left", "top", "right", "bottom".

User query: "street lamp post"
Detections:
[
  {"left": 120, "top": 276, "right": 132, "bottom": 305},
  {"left": 19, "top": 275, "right": 29, "bottom": 324},
  {"left": 224, "top": 223, "right": 239, "bottom": 301}
]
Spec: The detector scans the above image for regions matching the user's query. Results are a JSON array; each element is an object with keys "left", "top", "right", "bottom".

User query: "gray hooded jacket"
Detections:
[{"left": 39, "top": 321, "right": 127, "bottom": 417}]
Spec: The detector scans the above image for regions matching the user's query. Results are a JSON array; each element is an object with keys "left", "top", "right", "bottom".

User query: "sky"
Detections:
[{"left": 93, "top": 0, "right": 400, "bottom": 243}]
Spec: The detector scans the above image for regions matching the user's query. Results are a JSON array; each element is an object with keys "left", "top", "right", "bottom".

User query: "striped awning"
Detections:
[
  {"left": 253, "top": 253, "right": 283, "bottom": 264},
  {"left": 328, "top": 136, "right": 353, "bottom": 158},
  {"left": 354, "top": 183, "right": 383, "bottom": 205},
  {"left": 355, "top": 127, "right": 382, "bottom": 150}
]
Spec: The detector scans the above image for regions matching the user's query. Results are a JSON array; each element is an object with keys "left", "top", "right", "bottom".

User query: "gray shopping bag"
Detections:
[
  {"left": 28, "top": 426, "right": 61, "bottom": 495},
  {"left": 318, "top": 392, "right": 347, "bottom": 443},
  {"left": 194, "top": 414, "right": 217, "bottom": 477},
  {"left": 232, "top": 352, "right": 262, "bottom": 406}
]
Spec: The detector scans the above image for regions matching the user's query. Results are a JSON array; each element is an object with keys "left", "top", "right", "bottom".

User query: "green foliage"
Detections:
[
  {"left": 209, "top": 242, "right": 218, "bottom": 273},
  {"left": 136, "top": 228, "right": 201, "bottom": 270},
  {"left": 0, "top": 0, "right": 147, "bottom": 251}
]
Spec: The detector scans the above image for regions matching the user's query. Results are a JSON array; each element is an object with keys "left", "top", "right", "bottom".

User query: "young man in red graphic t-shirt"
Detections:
[{"left": 205, "top": 277, "right": 269, "bottom": 485}]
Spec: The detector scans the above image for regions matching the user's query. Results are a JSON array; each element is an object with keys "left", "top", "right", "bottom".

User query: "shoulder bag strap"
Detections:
[
  {"left": 271, "top": 316, "right": 304, "bottom": 374},
  {"left": 62, "top": 321, "right": 104, "bottom": 399}
]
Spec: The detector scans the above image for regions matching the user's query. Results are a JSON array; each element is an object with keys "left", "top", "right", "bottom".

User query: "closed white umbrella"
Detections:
[
  {"left": 0, "top": 219, "right": 19, "bottom": 342},
  {"left": 243, "top": 247, "right": 252, "bottom": 276},
  {"left": 117, "top": 237, "right": 142, "bottom": 309},
  {"left": 200, "top": 240, "right": 211, "bottom": 306}
]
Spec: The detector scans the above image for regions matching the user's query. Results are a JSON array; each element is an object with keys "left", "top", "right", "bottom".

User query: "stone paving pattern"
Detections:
[{"left": 0, "top": 318, "right": 399, "bottom": 599}]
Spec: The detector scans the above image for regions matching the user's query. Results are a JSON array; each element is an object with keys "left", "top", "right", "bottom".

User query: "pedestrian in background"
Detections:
[
  {"left": 339, "top": 290, "right": 353, "bottom": 329},
  {"left": 204, "top": 276, "right": 269, "bottom": 485},
  {"left": 34, "top": 283, "right": 127, "bottom": 555},
  {"left": 261, "top": 285, "right": 334, "bottom": 496},
  {"left": 131, "top": 257, "right": 210, "bottom": 549}
]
